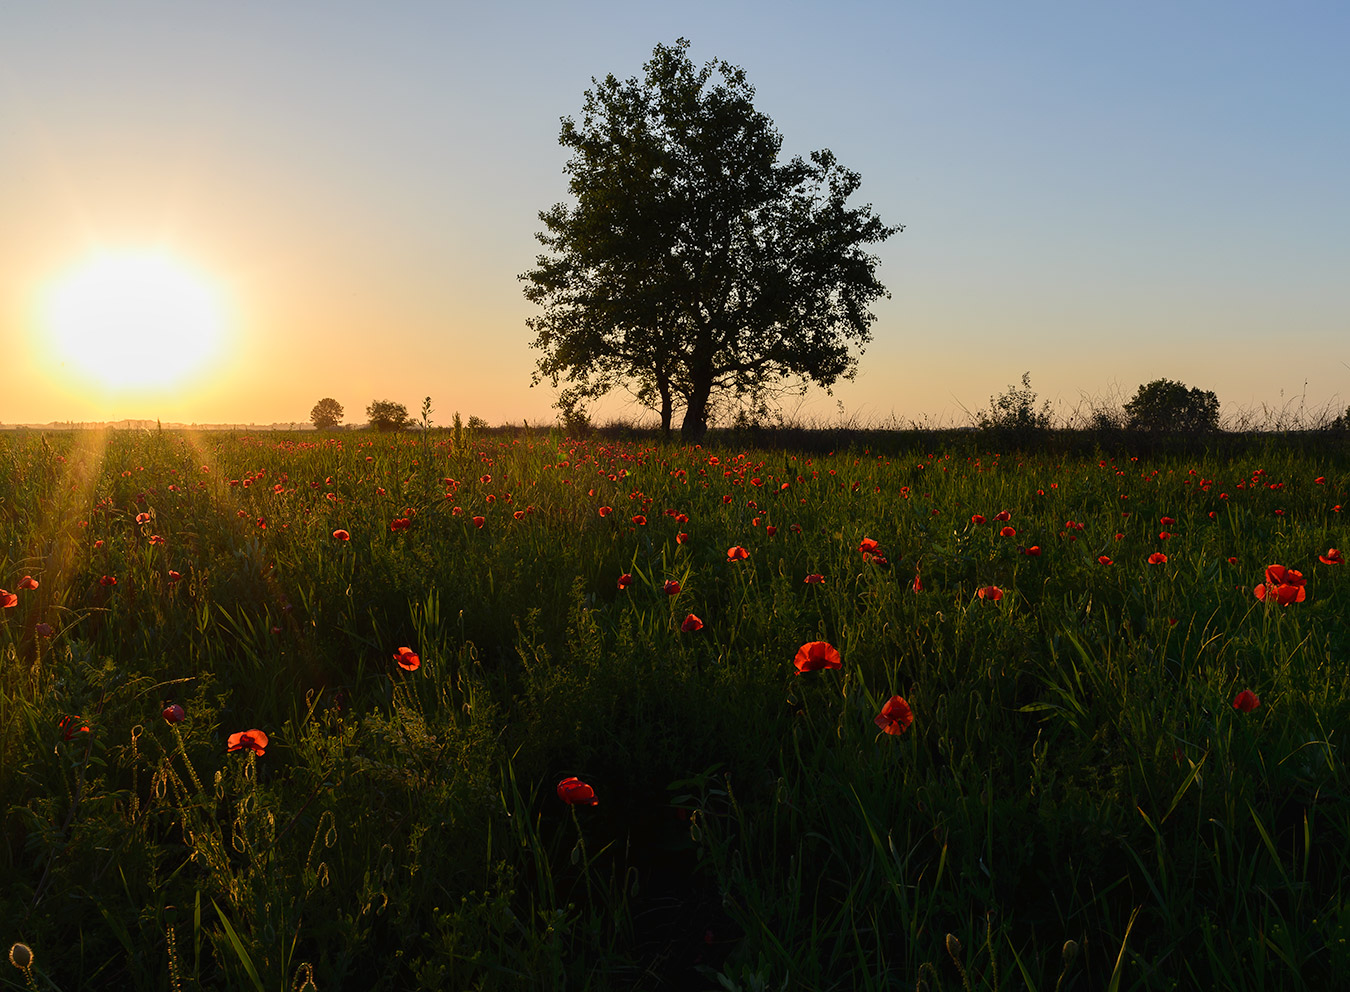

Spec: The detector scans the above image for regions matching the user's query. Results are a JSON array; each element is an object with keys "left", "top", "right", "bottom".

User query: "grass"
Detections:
[{"left": 1, "top": 426, "right": 1348, "bottom": 990}]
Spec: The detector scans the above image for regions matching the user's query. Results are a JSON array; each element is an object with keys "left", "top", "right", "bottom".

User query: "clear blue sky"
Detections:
[{"left": 2, "top": 1, "right": 1346, "bottom": 426}]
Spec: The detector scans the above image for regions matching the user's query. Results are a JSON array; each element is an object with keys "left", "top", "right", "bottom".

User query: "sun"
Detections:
[{"left": 41, "top": 250, "right": 227, "bottom": 390}]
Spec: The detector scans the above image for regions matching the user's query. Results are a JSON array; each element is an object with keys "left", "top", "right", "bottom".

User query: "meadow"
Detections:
[{"left": 1, "top": 425, "right": 1347, "bottom": 990}]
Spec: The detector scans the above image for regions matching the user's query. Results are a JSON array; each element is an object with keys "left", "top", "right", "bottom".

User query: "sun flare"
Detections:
[{"left": 41, "top": 250, "right": 226, "bottom": 390}]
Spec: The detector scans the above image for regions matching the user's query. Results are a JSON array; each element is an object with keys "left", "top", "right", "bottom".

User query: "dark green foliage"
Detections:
[
  {"left": 1125, "top": 378, "right": 1221, "bottom": 433},
  {"left": 309, "top": 397, "right": 344, "bottom": 429},
  {"left": 365, "top": 399, "right": 408, "bottom": 432},
  {"left": 521, "top": 39, "right": 900, "bottom": 441},
  {"left": 976, "top": 371, "right": 1054, "bottom": 443}
]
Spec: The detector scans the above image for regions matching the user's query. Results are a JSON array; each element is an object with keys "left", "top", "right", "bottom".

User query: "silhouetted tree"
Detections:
[
  {"left": 1124, "top": 379, "right": 1220, "bottom": 433},
  {"left": 366, "top": 400, "right": 409, "bottom": 432},
  {"left": 977, "top": 372, "right": 1053, "bottom": 443},
  {"left": 521, "top": 39, "right": 900, "bottom": 441},
  {"left": 310, "top": 397, "right": 344, "bottom": 429}
]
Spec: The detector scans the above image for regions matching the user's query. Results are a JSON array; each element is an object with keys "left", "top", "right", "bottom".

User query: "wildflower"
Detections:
[
  {"left": 1148, "top": 552, "right": 1168, "bottom": 565},
  {"left": 473, "top": 516, "right": 486, "bottom": 529},
  {"left": 18, "top": 575, "right": 38, "bottom": 590},
  {"left": 227, "top": 729, "right": 269, "bottom": 756},
  {"left": 858, "top": 537, "right": 879, "bottom": 555},
  {"left": 59, "top": 715, "right": 90, "bottom": 740},
  {"left": 766, "top": 525, "right": 777, "bottom": 536},
  {"left": 681, "top": 613, "right": 704, "bottom": 633},
  {"left": 168, "top": 570, "right": 182, "bottom": 583},
  {"left": 35, "top": 622, "right": 53, "bottom": 637},
  {"left": 0, "top": 590, "right": 15, "bottom": 609},
  {"left": 1232, "top": 689, "right": 1260, "bottom": 713},
  {"left": 617, "top": 573, "right": 633, "bottom": 590},
  {"left": 1160, "top": 516, "right": 1176, "bottom": 527},
  {"left": 332, "top": 529, "right": 351, "bottom": 541},
  {"left": 912, "top": 569, "right": 923, "bottom": 593},
  {"left": 557, "top": 776, "right": 598, "bottom": 806},
  {"left": 663, "top": 579, "right": 681, "bottom": 596},
  {"left": 999, "top": 526, "right": 1017, "bottom": 537},
  {"left": 1021, "top": 545, "right": 1041, "bottom": 557},
  {"left": 100, "top": 575, "right": 117, "bottom": 587},
  {"left": 1254, "top": 564, "right": 1306, "bottom": 604},
  {"left": 1226, "top": 557, "right": 1237, "bottom": 566},
  {"left": 598, "top": 506, "right": 612, "bottom": 517},
  {"left": 794, "top": 640, "right": 841, "bottom": 673},
  {"left": 1319, "top": 548, "right": 1344, "bottom": 565},
  {"left": 149, "top": 534, "right": 165, "bottom": 546},
  {"left": 977, "top": 585, "right": 1004, "bottom": 601},
  {"left": 136, "top": 512, "right": 151, "bottom": 525},
  {"left": 790, "top": 523, "right": 802, "bottom": 534},
  {"left": 677, "top": 532, "right": 690, "bottom": 544},
  {"left": 390, "top": 517, "right": 412, "bottom": 532},
  {"left": 162, "top": 703, "right": 186, "bottom": 724},
  {"left": 632, "top": 514, "right": 647, "bottom": 526},
  {"left": 970, "top": 514, "right": 986, "bottom": 525},
  {"left": 726, "top": 546, "right": 749, "bottom": 562},
  {"left": 1097, "top": 556, "right": 1113, "bottom": 565},
  {"left": 394, "top": 646, "right": 421, "bottom": 671},
  {"left": 874, "top": 695, "right": 914, "bottom": 735},
  {"left": 803, "top": 573, "right": 825, "bottom": 585}
]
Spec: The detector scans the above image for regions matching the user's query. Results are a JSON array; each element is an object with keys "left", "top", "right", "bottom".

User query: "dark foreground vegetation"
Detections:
[{"left": 2, "top": 426, "right": 1348, "bottom": 990}]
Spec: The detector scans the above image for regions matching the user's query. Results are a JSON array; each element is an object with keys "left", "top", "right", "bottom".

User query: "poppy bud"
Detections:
[
  {"left": 162, "top": 703, "right": 186, "bottom": 724},
  {"left": 9, "top": 943, "right": 33, "bottom": 970}
]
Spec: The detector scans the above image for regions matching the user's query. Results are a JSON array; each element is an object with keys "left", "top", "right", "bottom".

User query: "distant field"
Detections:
[{"left": 2, "top": 428, "right": 1347, "bottom": 990}]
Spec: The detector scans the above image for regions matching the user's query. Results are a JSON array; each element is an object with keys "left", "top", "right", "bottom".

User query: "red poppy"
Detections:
[
  {"left": 135, "top": 512, "right": 152, "bottom": 525},
  {"left": 557, "top": 776, "right": 598, "bottom": 806},
  {"left": 1148, "top": 552, "right": 1168, "bottom": 565},
  {"left": 1021, "top": 545, "right": 1041, "bottom": 557},
  {"left": 1319, "top": 548, "right": 1343, "bottom": 566},
  {"left": 794, "top": 641, "right": 841, "bottom": 673},
  {"left": 804, "top": 573, "right": 825, "bottom": 585},
  {"left": 227, "top": 729, "right": 269, "bottom": 756},
  {"left": 632, "top": 514, "right": 647, "bottom": 526},
  {"left": 168, "top": 570, "right": 182, "bottom": 583},
  {"left": 681, "top": 613, "right": 704, "bottom": 632},
  {"left": 676, "top": 532, "right": 690, "bottom": 544},
  {"left": 1097, "top": 556, "right": 1113, "bottom": 565},
  {"left": 1160, "top": 516, "right": 1176, "bottom": 527},
  {"left": 332, "top": 529, "right": 350, "bottom": 541},
  {"left": 858, "top": 538, "right": 879, "bottom": 555},
  {"left": 598, "top": 506, "right": 612, "bottom": 517},
  {"left": 0, "top": 590, "right": 15, "bottom": 609},
  {"left": 1255, "top": 581, "right": 1305, "bottom": 605},
  {"left": 18, "top": 576, "right": 38, "bottom": 590},
  {"left": 970, "top": 514, "right": 986, "bottom": 525},
  {"left": 100, "top": 575, "right": 117, "bottom": 587},
  {"left": 1226, "top": 557, "right": 1237, "bottom": 566},
  {"left": 1232, "top": 689, "right": 1260, "bottom": 713},
  {"left": 59, "top": 715, "right": 91, "bottom": 740},
  {"left": 977, "top": 585, "right": 1004, "bottom": 601},
  {"left": 617, "top": 573, "right": 633, "bottom": 590},
  {"left": 663, "top": 579, "right": 681, "bottom": 596},
  {"left": 149, "top": 534, "right": 165, "bottom": 546},
  {"left": 394, "top": 646, "right": 421, "bottom": 671},
  {"left": 999, "top": 526, "right": 1017, "bottom": 538},
  {"left": 162, "top": 703, "right": 186, "bottom": 724},
  {"left": 994, "top": 510, "right": 1012, "bottom": 522},
  {"left": 726, "top": 546, "right": 749, "bottom": 562},
  {"left": 390, "top": 517, "right": 412, "bottom": 532},
  {"left": 912, "top": 570, "right": 923, "bottom": 593},
  {"left": 874, "top": 695, "right": 914, "bottom": 735},
  {"left": 790, "top": 524, "right": 802, "bottom": 534},
  {"left": 473, "top": 516, "right": 486, "bottom": 529},
  {"left": 766, "top": 525, "right": 778, "bottom": 536},
  {"left": 1263, "top": 564, "right": 1306, "bottom": 588}
]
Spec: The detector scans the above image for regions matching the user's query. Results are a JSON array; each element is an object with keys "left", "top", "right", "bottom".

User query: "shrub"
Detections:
[
  {"left": 367, "top": 399, "right": 409, "bottom": 432},
  {"left": 1124, "top": 379, "right": 1220, "bottom": 433}
]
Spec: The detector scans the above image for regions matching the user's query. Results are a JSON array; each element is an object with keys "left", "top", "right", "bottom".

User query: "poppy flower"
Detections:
[
  {"left": 390, "top": 517, "right": 412, "bottom": 532},
  {"left": 332, "top": 529, "right": 351, "bottom": 541},
  {"left": 1148, "top": 552, "right": 1168, "bottom": 565},
  {"left": 557, "top": 776, "right": 598, "bottom": 806},
  {"left": 472, "top": 516, "right": 486, "bottom": 529},
  {"left": 617, "top": 573, "right": 633, "bottom": 590},
  {"left": 681, "top": 613, "right": 704, "bottom": 632},
  {"left": 168, "top": 570, "right": 181, "bottom": 583},
  {"left": 100, "top": 575, "right": 117, "bottom": 587},
  {"left": 994, "top": 510, "right": 1012, "bottom": 522},
  {"left": 970, "top": 514, "right": 986, "bottom": 525},
  {"left": 149, "top": 534, "right": 165, "bottom": 546},
  {"left": 597, "top": 506, "right": 612, "bottom": 517},
  {"left": 676, "top": 532, "right": 690, "bottom": 544},
  {"left": 977, "top": 585, "right": 1003, "bottom": 601},
  {"left": 227, "top": 729, "right": 269, "bottom": 757},
  {"left": 912, "top": 570, "right": 923, "bottom": 593},
  {"left": 18, "top": 576, "right": 38, "bottom": 590},
  {"left": 1160, "top": 516, "right": 1176, "bottom": 527},
  {"left": 394, "top": 646, "right": 421, "bottom": 671},
  {"left": 162, "top": 703, "right": 186, "bottom": 724},
  {"left": 794, "top": 641, "right": 841, "bottom": 673},
  {"left": 1255, "top": 581, "right": 1305, "bottom": 605},
  {"left": 790, "top": 524, "right": 802, "bottom": 534},
  {"left": 999, "top": 526, "right": 1017, "bottom": 537},
  {"left": 1226, "top": 557, "right": 1238, "bottom": 566},
  {"left": 35, "top": 622, "right": 53, "bottom": 637},
  {"left": 1021, "top": 545, "right": 1041, "bottom": 557},
  {"left": 663, "top": 579, "right": 681, "bottom": 595},
  {"left": 135, "top": 512, "right": 151, "bottom": 525},
  {"left": 726, "top": 546, "right": 749, "bottom": 562},
  {"left": 59, "top": 715, "right": 90, "bottom": 740},
  {"left": 766, "top": 525, "right": 777, "bottom": 536},
  {"left": 1319, "top": 548, "right": 1344, "bottom": 565},
  {"left": 1232, "top": 689, "right": 1260, "bottom": 713},
  {"left": 858, "top": 538, "right": 879, "bottom": 555},
  {"left": 804, "top": 573, "right": 825, "bottom": 585},
  {"left": 874, "top": 695, "right": 914, "bottom": 735},
  {"left": 0, "top": 590, "right": 15, "bottom": 609},
  {"left": 632, "top": 515, "right": 647, "bottom": 526},
  {"left": 1097, "top": 556, "right": 1113, "bottom": 565}
]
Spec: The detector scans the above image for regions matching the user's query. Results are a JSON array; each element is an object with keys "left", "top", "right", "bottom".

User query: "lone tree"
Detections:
[
  {"left": 366, "top": 400, "right": 409, "bottom": 432},
  {"left": 1124, "top": 379, "right": 1220, "bottom": 433},
  {"left": 521, "top": 39, "right": 900, "bottom": 440},
  {"left": 310, "top": 397, "right": 344, "bottom": 429}
]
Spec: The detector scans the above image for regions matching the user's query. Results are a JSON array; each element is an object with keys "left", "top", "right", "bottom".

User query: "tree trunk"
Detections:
[
  {"left": 658, "top": 378, "right": 673, "bottom": 439},
  {"left": 680, "top": 376, "right": 713, "bottom": 443}
]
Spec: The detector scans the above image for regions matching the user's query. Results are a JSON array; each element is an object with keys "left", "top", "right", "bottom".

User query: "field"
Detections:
[{"left": 2, "top": 427, "right": 1348, "bottom": 990}]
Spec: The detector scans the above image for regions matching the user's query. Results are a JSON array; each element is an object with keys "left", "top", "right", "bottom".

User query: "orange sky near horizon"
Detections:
[{"left": 2, "top": 2, "right": 1347, "bottom": 430}]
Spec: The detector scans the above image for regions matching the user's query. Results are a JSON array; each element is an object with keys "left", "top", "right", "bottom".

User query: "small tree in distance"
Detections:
[
  {"left": 1124, "top": 379, "right": 1220, "bottom": 433},
  {"left": 367, "top": 400, "right": 409, "bottom": 432},
  {"left": 977, "top": 372, "right": 1053, "bottom": 443},
  {"left": 310, "top": 397, "right": 344, "bottom": 429}
]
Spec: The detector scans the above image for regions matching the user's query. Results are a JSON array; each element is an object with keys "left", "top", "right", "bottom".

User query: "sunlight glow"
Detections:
[{"left": 41, "top": 251, "right": 226, "bottom": 390}]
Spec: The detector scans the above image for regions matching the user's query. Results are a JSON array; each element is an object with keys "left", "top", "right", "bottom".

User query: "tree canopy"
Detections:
[
  {"left": 310, "top": 397, "right": 344, "bottom": 430},
  {"left": 521, "top": 39, "right": 900, "bottom": 440},
  {"left": 1124, "top": 379, "right": 1220, "bottom": 433},
  {"left": 366, "top": 400, "right": 409, "bottom": 432}
]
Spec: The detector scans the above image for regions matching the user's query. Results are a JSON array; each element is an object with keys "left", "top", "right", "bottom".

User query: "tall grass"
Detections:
[{"left": 1, "top": 428, "right": 1347, "bottom": 989}]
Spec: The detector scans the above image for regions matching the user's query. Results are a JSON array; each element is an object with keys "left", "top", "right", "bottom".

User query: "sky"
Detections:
[{"left": 2, "top": 1, "right": 1347, "bottom": 428}]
